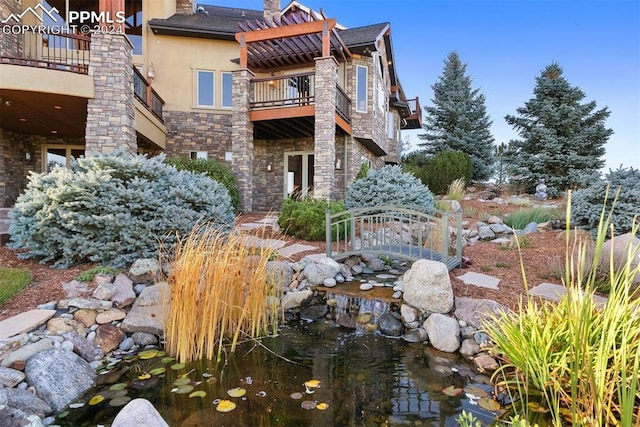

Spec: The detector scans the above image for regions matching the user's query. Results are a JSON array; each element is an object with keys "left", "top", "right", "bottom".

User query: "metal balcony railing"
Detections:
[
  {"left": 133, "top": 66, "right": 164, "bottom": 122},
  {"left": 0, "top": 26, "right": 90, "bottom": 74}
]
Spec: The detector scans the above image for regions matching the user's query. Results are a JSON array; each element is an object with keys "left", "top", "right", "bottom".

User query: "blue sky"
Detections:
[{"left": 201, "top": 0, "right": 640, "bottom": 172}]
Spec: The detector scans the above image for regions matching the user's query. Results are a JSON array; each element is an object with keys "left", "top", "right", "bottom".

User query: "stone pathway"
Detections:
[
  {"left": 528, "top": 282, "right": 608, "bottom": 306},
  {"left": 456, "top": 272, "right": 500, "bottom": 290},
  {"left": 0, "top": 309, "right": 56, "bottom": 340}
]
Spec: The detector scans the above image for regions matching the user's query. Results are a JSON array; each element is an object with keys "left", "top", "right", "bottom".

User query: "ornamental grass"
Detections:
[
  {"left": 485, "top": 189, "right": 640, "bottom": 426},
  {"left": 164, "top": 223, "right": 282, "bottom": 363}
]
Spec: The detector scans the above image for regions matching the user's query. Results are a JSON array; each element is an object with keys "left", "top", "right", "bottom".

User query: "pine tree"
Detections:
[
  {"left": 504, "top": 63, "right": 612, "bottom": 197},
  {"left": 418, "top": 51, "right": 495, "bottom": 181},
  {"left": 494, "top": 142, "right": 508, "bottom": 185}
]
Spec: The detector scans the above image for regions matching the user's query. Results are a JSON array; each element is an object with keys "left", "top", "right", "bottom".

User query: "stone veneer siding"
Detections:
[
  {"left": 263, "top": 0, "right": 280, "bottom": 22},
  {"left": 164, "top": 111, "right": 232, "bottom": 160},
  {"left": 252, "top": 138, "right": 314, "bottom": 212},
  {"left": 85, "top": 34, "right": 136, "bottom": 156},
  {"left": 0, "top": 130, "right": 84, "bottom": 207},
  {"left": 176, "top": 0, "right": 195, "bottom": 15},
  {"left": 313, "top": 57, "right": 338, "bottom": 201},
  {"left": 0, "top": 0, "right": 22, "bottom": 58},
  {"left": 232, "top": 69, "right": 255, "bottom": 212}
]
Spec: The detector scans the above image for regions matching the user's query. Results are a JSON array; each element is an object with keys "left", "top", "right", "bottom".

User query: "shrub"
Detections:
[
  {"left": 446, "top": 177, "right": 466, "bottom": 201},
  {"left": 76, "top": 265, "right": 120, "bottom": 282},
  {"left": 165, "top": 157, "right": 241, "bottom": 212},
  {"left": 423, "top": 150, "right": 473, "bottom": 195},
  {"left": 9, "top": 151, "right": 235, "bottom": 268},
  {"left": 571, "top": 166, "right": 640, "bottom": 236},
  {"left": 0, "top": 268, "right": 32, "bottom": 304},
  {"left": 355, "top": 161, "right": 370, "bottom": 180},
  {"left": 345, "top": 165, "right": 435, "bottom": 210},
  {"left": 504, "top": 207, "right": 560, "bottom": 230},
  {"left": 278, "top": 197, "right": 347, "bottom": 241}
]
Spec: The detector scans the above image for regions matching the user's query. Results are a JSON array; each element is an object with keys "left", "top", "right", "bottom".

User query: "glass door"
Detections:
[{"left": 284, "top": 152, "right": 314, "bottom": 199}]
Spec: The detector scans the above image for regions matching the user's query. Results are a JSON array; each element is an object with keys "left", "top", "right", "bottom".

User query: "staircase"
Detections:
[{"left": 0, "top": 208, "right": 11, "bottom": 246}]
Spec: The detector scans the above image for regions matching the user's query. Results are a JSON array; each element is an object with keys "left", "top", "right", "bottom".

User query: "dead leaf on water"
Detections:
[
  {"left": 478, "top": 397, "right": 501, "bottom": 411},
  {"left": 227, "top": 387, "right": 247, "bottom": 398},
  {"left": 216, "top": 400, "right": 236, "bottom": 412},
  {"left": 316, "top": 402, "right": 329, "bottom": 410},
  {"left": 441, "top": 385, "right": 463, "bottom": 397}
]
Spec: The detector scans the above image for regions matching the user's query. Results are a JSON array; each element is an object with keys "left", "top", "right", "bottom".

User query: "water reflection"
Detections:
[{"left": 60, "top": 321, "right": 498, "bottom": 426}]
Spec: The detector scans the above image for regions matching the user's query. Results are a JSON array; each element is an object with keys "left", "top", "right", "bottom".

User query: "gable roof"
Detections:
[{"left": 338, "top": 23, "right": 389, "bottom": 52}]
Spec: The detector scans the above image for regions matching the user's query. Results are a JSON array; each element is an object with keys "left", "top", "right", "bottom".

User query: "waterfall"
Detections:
[{"left": 328, "top": 293, "right": 390, "bottom": 334}]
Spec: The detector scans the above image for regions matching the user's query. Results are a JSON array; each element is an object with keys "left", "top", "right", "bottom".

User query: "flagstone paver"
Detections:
[
  {"left": 0, "top": 309, "right": 56, "bottom": 340},
  {"left": 276, "top": 243, "right": 319, "bottom": 258},
  {"left": 241, "top": 235, "right": 286, "bottom": 250},
  {"left": 456, "top": 272, "right": 500, "bottom": 290},
  {"left": 529, "top": 282, "right": 608, "bottom": 306}
]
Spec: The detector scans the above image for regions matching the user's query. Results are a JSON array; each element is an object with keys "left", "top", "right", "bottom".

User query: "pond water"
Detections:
[{"left": 57, "top": 319, "right": 501, "bottom": 426}]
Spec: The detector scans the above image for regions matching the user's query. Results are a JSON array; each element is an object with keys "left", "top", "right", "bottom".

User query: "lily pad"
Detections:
[
  {"left": 173, "top": 378, "right": 192, "bottom": 386},
  {"left": 138, "top": 350, "right": 159, "bottom": 360},
  {"left": 463, "top": 385, "right": 488, "bottom": 398},
  {"left": 227, "top": 387, "right": 247, "bottom": 398},
  {"left": 138, "top": 373, "right": 151, "bottom": 380},
  {"left": 172, "top": 384, "right": 194, "bottom": 394},
  {"left": 528, "top": 401, "right": 550, "bottom": 413},
  {"left": 109, "top": 383, "right": 127, "bottom": 391},
  {"left": 161, "top": 357, "right": 176, "bottom": 364},
  {"left": 290, "top": 392, "right": 303, "bottom": 400},
  {"left": 442, "top": 386, "right": 463, "bottom": 397},
  {"left": 478, "top": 397, "right": 501, "bottom": 411},
  {"left": 170, "top": 363, "right": 186, "bottom": 371},
  {"left": 216, "top": 400, "right": 236, "bottom": 412},
  {"left": 301, "top": 400, "right": 316, "bottom": 410},
  {"left": 109, "top": 396, "right": 132, "bottom": 407},
  {"left": 189, "top": 390, "right": 207, "bottom": 398},
  {"left": 88, "top": 395, "right": 105, "bottom": 406},
  {"left": 316, "top": 402, "right": 329, "bottom": 410},
  {"left": 150, "top": 367, "right": 166, "bottom": 376}
]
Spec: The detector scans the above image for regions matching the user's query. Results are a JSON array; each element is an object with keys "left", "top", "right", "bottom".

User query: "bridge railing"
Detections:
[{"left": 326, "top": 205, "right": 463, "bottom": 270}]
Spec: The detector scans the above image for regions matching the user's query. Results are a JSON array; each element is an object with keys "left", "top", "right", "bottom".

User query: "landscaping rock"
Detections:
[
  {"left": 0, "top": 366, "right": 25, "bottom": 388},
  {"left": 300, "top": 305, "right": 328, "bottom": 321},
  {"left": 60, "top": 332, "right": 103, "bottom": 363},
  {"left": 423, "top": 313, "right": 460, "bottom": 353},
  {"left": 92, "top": 281, "right": 117, "bottom": 301},
  {"left": 0, "top": 407, "right": 44, "bottom": 427},
  {"left": 402, "top": 327, "right": 428, "bottom": 343},
  {"left": 473, "top": 354, "right": 499, "bottom": 373},
  {"left": 24, "top": 349, "right": 96, "bottom": 412},
  {"left": 128, "top": 259, "right": 162, "bottom": 284},
  {"left": 112, "top": 274, "right": 136, "bottom": 308},
  {"left": 94, "top": 324, "right": 124, "bottom": 354},
  {"left": 1, "top": 339, "right": 54, "bottom": 368},
  {"left": 454, "top": 297, "right": 508, "bottom": 329},
  {"left": 477, "top": 225, "right": 496, "bottom": 240},
  {"left": 302, "top": 257, "right": 341, "bottom": 285},
  {"left": 400, "top": 304, "right": 417, "bottom": 323},
  {"left": 459, "top": 338, "right": 481, "bottom": 357},
  {"left": 0, "top": 310, "right": 56, "bottom": 340},
  {"left": 281, "top": 290, "right": 313, "bottom": 311},
  {"left": 4, "top": 387, "right": 53, "bottom": 418},
  {"left": 111, "top": 398, "right": 169, "bottom": 427},
  {"left": 377, "top": 313, "right": 403, "bottom": 337},
  {"left": 601, "top": 232, "right": 640, "bottom": 285},
  {"left": 121, "top": 282, "right": 170, "bottom": 335},
  {"left": 66, "top": 298, "right": 112, "bottom": 310},
  {"left": 367, "top": 258, "right": 386, "bottom": 272},
  {"left": 73, "top": 309, "right": 97, "bottom": 328},
  {"left": 523, "top": 222, "right": 538, "bottom": 234},
  {"left": 131, "top": 332, "right": 157, "bottom": 346},
  {"left": 267, "top": 261, "right": 294, "bottom": 289},
  {"left": 402, "top": 260, "right": 453, "bottom": 314},
  {"left": 95, "top": 308, "right": 127, "bottom": 324}
]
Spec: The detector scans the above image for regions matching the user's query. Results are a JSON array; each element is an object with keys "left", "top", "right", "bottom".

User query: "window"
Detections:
[
  {"left": 43, "top": 145, "right": 84, "bottom": 172},
  {"left": 356, "top": 65, "right": 367, "bottom": 113},
  {"left": 197, "top": 70, "right": 215, "bottom": 107},
  {"left": 190, "top": 151, "right": 208, "bottom": 160},
  {"left": 377, "top": 78, "right": 386, "bottom": 111},
  {"left": 387, "top": 112, "right": 395, "bottom": 139},
  {"left": 221, "top": 72, "right": 233, "bottom": 108}
]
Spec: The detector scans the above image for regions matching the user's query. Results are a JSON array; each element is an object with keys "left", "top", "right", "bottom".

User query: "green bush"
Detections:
[
  {"left": 165, "top": 157, "right": 241, "bottom": 212},
  {"left": 345, "top": 165, "right": 435, "bottom": 210},
  {"left": 355, "top": 161, "right": 370, "bottom": 180},
  {"left": 76, "top": 265, "right": 120, "bottom": 282},
  {"left": 279, "top": 197, "right": 347, "bottom": 241},
  {"left": 423, "top": 150, "right": 473, "bottom": 195},
  {"left": 9, "top": 151, "right": 235, "bottom": 268},
  {"left": 571, "top": 166, "right": 640, "bottom": 236},
  {"left": 504, "top": 207, "right": 560, "bottom": 230}
]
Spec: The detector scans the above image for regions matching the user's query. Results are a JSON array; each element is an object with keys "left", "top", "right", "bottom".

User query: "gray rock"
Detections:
[
  {"left": 132, "top": 332, "right": 157, "bottom": 346},
  {"left": 60, "top": 341, "right": 74, "bottom": 352},
  {"left": 459, "top": 338, "right": 481, "bottom": 357},
  {"left": 477, "top": 225, "right": 496, "bottom": 240},
  {"left": 0, "top": 407, "right": 44, "bottom": 427},
  {"left": 291, "top": 259, "right": 308, "bottom": 272},
  {"left": 402, "top": 327, "right": 428, "bottom": 343},
  {"left": 0, "top": 366, "right": 25, "bottom": 388},
  {"left": 62, "top": 280, "right": 90, "bottom": 298},
  {"left": 489, "top": 223, "right": 512, "bottom": 234},
  {"left": 323, "top": 278, "right": 337, "bottom": 287},
  {"left": 473, "top": 332, "right": 491, "bottom": 345},
  {"left": 133, "top": 284, "right": 147, "bottom": 296},
  {"left": 267, "top": 261, "right": 294, "bottom": 289},
  {"left": 487, "top": 215, "right": 503, "bottom": 224},
  {"left": 66, "top": 298, "right": 112, "bottom": 310},
  {"left": 460, "top": 325, "right": 476, "bottom": 340},
  {"left": 281, "top": 290, "right": 313, "bottom": 311},
  {"left": 423, "top": 313, "right": 460, "bottom": 353},
  {"left": 367, "top": 258, "right": 386, "bottom": 272},
  {"left": 1, "top": 339, "right": 54, "bottom": 368},
  {"left": 361, "top": 267, "right": 374, "bottom": 274},
  {"left": 377, "top": 313, "right": 403, "bottom": 337},
  {"left": 359, "top": 283, "right": 373, "bottom": 291},
  {"left": 300, "top": 305, "right": 329, "bottom": 321},
  {"left": 112, "top": 274, "right": 136, "bottom": 308},
  {"left": 339, "top": 264, "right": 352, "bottom": 279},
  {"left": 60, "top": 332, "right": 103, "bottom": 363},
  {"left": 522, "top": 222, "right": 538, "bottom": 234},
  {"left": 334, "top": 274, "right": 345, "bottom": 283},
  {"left": 402, "top": 260, "right": 453, "bottom": 314},
  {"left": 92, "top": 281, "right": 117, "bottom": 301},
  {"left": 119, "top": 337, "right": 135, "bottom": 351},
  {"left": 454, "top": 297, "right": 509, "bottom": 329},
  {"left": 95, "top": 308, "right": 127, "bottom": 324},
  {"left": 36, "top": 302, "right": 57, "bottom": 311},
  {"left": 128, "top": 259, "right": 162, "bottom": 283},
  {"left": 111, "top": 398, "right": 169, "bottom": 427},
  {"left": 601, "top": 232, "right": 640, "bottom": 285},
  {"left": 121, "top": 282, "right": 170, "bottom": 335},
  {"left": 24, "top": 349, "right": 96, "bottom": 412},
  {"left": 400, "top": 304, "right": 417, "bottom": 323},
  {"left": 392, "top": 291, "right": 403, "bottom": 299},
  {"left": 302, "top": 257, "right": 341, "bottom": 285},
  {"left": 4, "top": 388, "right": 53, "bottom": 418},
  {"left": 351, "top": 264, "right": 363, "bottom": 274},
  {"left": 0, "top": 387, "right": 6, "bottom": 408}
]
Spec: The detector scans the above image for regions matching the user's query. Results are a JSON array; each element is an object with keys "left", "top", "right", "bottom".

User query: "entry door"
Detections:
[{"left": 284, "top": 152, "right": 314, "bottom": 199}]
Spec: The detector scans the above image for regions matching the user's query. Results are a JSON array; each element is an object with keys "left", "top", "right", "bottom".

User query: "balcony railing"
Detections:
[
  {"left": 0, "top": 26, "right": 90, "bottom": 74},
  {"left": 133, "top": 66, "right": 164, "bottom": 122},
  {"left": 407, "top": 97, "right": 421, "bottom": 117},
  {"left": 250, "top": 72, "right": 351, "bottom": 123}
]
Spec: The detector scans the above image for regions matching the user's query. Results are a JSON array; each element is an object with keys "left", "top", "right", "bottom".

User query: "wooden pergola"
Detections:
[{"left": 235, "top": 10, "right": 351, "bottom": 72}]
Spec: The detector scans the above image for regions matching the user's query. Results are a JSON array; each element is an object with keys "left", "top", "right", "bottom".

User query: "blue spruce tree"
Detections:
[
  {"left": 504, "top": 63, "right": 612, "bottom": 197},
  {"left": 418, "top": 51, "right": 495, "bottom": 181}
]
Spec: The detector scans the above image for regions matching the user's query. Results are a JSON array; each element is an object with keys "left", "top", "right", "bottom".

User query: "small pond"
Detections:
[{"left": 57, "top": 319, "right": 501, "bottom": 426}]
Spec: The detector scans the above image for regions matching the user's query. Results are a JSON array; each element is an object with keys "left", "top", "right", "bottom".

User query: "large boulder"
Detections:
[
  {"left": 302, "top": 257, "right": 341, "bottom": 285},
  {"left": 266, "top": 261, "right": 294, "bottom": 289},
  {"left": 402, "top": 260, "right": 453, "bottom": 314},
  {"left": 454, "top": 297, "right": 509, "bottom": 329},
  {"left": 601, "top": 232, "right": 640, "bottom": 286},
  {"left": 4, "top": 388, "right": 53, "bottom": 418},
  {"left": 423, "top": 313, "right": 460, "bottom": 353},
  {"left": 24, "top": 349, "right": 96, "bottom": 412},
  {"left": 121, "top": 282, "right": 170, "bottom": 335},
  {"left": 112, "top": 398, "right": 169, "bottom": 427}
]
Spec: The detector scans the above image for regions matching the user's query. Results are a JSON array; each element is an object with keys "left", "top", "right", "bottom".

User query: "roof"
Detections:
[
  {"left": 338, "top": 23, "right": 390, "bottom": 51},
  {"left": 148, "top": 5, "right": 263, "bottom": 40}
]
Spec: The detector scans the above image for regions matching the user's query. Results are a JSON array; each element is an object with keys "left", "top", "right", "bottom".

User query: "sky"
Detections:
[{"left": 201, "top": 0, "right": 640, "bottom": 173}]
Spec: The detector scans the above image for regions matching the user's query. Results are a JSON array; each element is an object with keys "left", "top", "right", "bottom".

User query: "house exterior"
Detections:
[{"left": 0, "top": 0, "right": 421, "bottom": 212}]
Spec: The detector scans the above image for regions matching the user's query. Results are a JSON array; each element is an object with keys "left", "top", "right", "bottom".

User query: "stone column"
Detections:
[
  {"left": 85, "top": 33, "right": 136, "bottom": 156},
  {"left": 176, "top": 0, "right": 195, "bottom": 15},
  {"left": 313, "top": 57, "right": 338, "bottom": 201},
  {"left": 263, "top": 0, "right": 280, "bottom": 23},
  {"left": 232, "top": 69, "right": 255, "bottom": 212},
  {"left": 0, "top": 0, "right": 22, "bottom": 58}
]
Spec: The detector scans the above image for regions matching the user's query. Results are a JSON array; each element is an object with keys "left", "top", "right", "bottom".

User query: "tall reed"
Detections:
[
  {"left": 164, "top": 223, "right": 282, "bottom": 363},
  {"left": 485, "top": 189, "right": 640, "bottom": 426}
]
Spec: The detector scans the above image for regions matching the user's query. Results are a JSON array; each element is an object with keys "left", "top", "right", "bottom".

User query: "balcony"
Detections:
[
  {"left": 133, "top": 67, "right": 164, "bottom": 122},
  {"left": 249, "top": 72, "right": 351, "bottom": 139},
  {"left": 403, "top": 97, "right": 422, "bottom": 129}
]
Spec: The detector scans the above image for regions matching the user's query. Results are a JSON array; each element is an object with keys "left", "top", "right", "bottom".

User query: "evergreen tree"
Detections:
[
  {"left": 418, "top": 51, "right": 495, "bottom": 181},
  {"left": 494, "top": 142, "right": 509, "bottom": 185},
  {"left": 504, "top": 63, "right": 612, "bottom": 197}
]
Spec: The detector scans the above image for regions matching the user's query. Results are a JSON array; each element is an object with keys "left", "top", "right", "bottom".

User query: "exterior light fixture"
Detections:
[
  {"left": 147, "top": 63, "right": 155, "bottom": 82},
  {"left": 335, "top": 159, "right": 341, "bottom": 170},
  {"left": 267, "top": 163, "right": 272, "bottom": 172}
]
